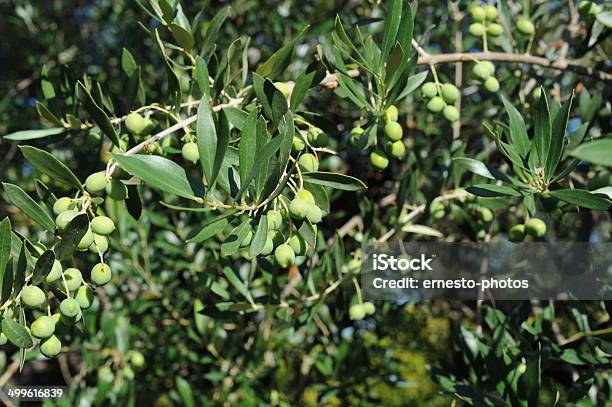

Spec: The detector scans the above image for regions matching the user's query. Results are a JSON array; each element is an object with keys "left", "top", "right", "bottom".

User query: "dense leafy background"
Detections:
[{"left": 0, "top": 0, "right": 610, "bottom": 406}]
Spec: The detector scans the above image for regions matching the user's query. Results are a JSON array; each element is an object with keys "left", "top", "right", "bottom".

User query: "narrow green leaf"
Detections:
[
  {"left": 13, "top": 244, "right": 27, "bottom": 297},
  {"left": 2, "top": 318, "right": 33, "bottom": 348},
  {"left": 239, "top": 111, "right": 258, "bottom": 186},
  {"left": 32, "top": 250, "right": 55, "bottom": 285},
  {"left": 453, "top": 158, "right": 496, "bottom": 180},
  {"left": 77, "top": 82, "right": 120, "bottom": 146},
  {"left": 249, "top": 215, "right": 268, "bottom": 257},
  {"left": 546, "top": 93, "right": 573, "bottom": 177},
  {"left": 201, "top": 6, "right": 230, "bottom": 56},
  {"left": 298, "top": 221, "right": 317, "bottom": 249},
  {"left": 466, "top": 184, "right": 522, "bottom": 197},
  {"left": 115, "top": 154, "right": 204, "bottom": 200},
  {"left": 187, "top": 214, "right": 234, "bottom": 243},
  {"left": 210, "top": 111, "right": 230, "bottom": 189},
  {"left": 170, "top": 22, "right": 194, "bottom": 51},
  {"left": 256, "top": 26, "right": 309, "bottom": 81},
  {"left": 301, "top": 172, "right": 367, "bottom": 191},
  {"left": 303, "top": 182, "right": 330, "bottom": 213},
  {"left": 3, "top": 127, "right": 66, "bottom": 141},
  {"left": 224, "top": 107, "right": 248, "bottom": 130},
  {"left": 0, "top": 218, "right": 11, "bottom": 286},
  {"left": 2, "top": 183, "right": 55, "bottom": 232},
  {"left": 19, "top": 146, "right": 83, "bottom": 190},
  {"left": 549, "top": 189, "right": 611, "bottom": 210},
  {"left": 175, "top": 377, "right": 195, "bottom": 407},
  {"left": 570, "top": 139, "right": 612, "bottom": 167},
  {"left": 394, "top": 70, "right": 428, "bottom": 102},
  {"left": 290, "top": 61, "right": 326, "bottom": 111},
  {"left": 55, "top": 213, "right": 89, "bottom": 261},
  {"left": 533, "top": 88, "right": 551, "bottom": 166},
  {"left": 121, "top": 48, "right": 138, "bottom": 77},
  {"left": 235, "top": 135, "right": 284, "bottom": 201},
  {"left": 221, "top": 221, "right": 251, "bottom": 256},
  {"left": 501, "top": 96, "right": 530, "bottom": 157},
  {"left": 196, "top": 96, "right": 217, "bottom": 185},
  {"left": 380, "top": 0, "right": 402, "bottom": 65},
  {"left": 396, "top": 2, "right": 414, "bottom": 58},
  {"left": 195, "top": 57, "right": 210, "bottom": 96},
  {"left": 222, "top": 265, "right": 253, "bottom": 303}
]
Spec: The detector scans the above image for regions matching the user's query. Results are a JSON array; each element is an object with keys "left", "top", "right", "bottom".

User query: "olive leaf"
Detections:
[
  {"left": 1, "top": 318, "right": 33, "bottom": 348},
  {"left": 19, "top": 146, "right": 83, "bottom": 190},
  {"left": 2, "top": 183, "right": 56, "bottom": 232}
]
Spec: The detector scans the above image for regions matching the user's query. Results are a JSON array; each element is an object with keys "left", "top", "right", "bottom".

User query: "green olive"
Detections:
[
  {"left": 297, "top": 189, "right": 315, "bottom": 204},
  {"left": 91, "top": 216, "right": 116, "bottom": 235},
  {"left": 370, "top": 149, "right": 389, "bottom": 171},
  {"left": 274, "top": 244, "right": 295, "bottom": 268},
  {"left": 40, "top": 335, "right": 61, "bottom": 358},
  {"left": 55, "top": 209, "right": 79, "bottom": 230},
  {"left": 306, "top": 204, "right": 323, "bottom": 224},
  {"left": 60, "top": 298, "right": 81, "bottom": 318},
  {"left": 386, "top": 140, "right": 406, "bottom": 158},
  {"left": 384, "top": 105, "right": 398, "bottom": 122},
  {"left": 46, "top": 260, "right": 62, "bottom": 284},
  {"left": 441, "top": 83, "right": 460, "bottom": 104},
  {"left": 469, "top": 23, "right": 485, "bottom": 36},
  {"left": 363, "top": 301, "right": 375, "bottom": 315},
  {"left": 292, "top": 135, "right": 306, "bottom": 152},
  {"left": 266, "top": 210, "right": 283, "bottom": 230},
  {"left": 77, "top": 228, "right": 95, "bottom": 251},
  {"left": 53, "top": 197, "right": 75, "bottom": 215},
  {"left": 89, "top": 234, "right": 109, "bottom": 254},
  {"left": 421, "top": 82, "right": 438, "bottom": 98},
  {"left": 426, "top": 96, "right": 446, "bottom": 113},
  {"left": 64, "top": 268, "right": 83, "bottom": 291},
  {"left": 288, "top": 235, "right": 307, "bottom": 256},
  {"left": 384, "top": 121, "right": 403, "bottom": 141},
  {"left": 472, "top": 62, "right": 492, "bottom": 81},
  {"left": 85, "top": 171, "right": 108, "bottom": 193},
  {"left": 274, "top": 82, "right": 292, "bottom": 99},
  {"left": 443, "top": 106, "right": 460, "bottom": 122},
  {"left": 487, "top": 23, "right": 503, "bottom": 37},
  {"left": 525, "top": 218, "right": 546, "bottom": 238},
  {"left": 298, "top": 153, "right": 319, "bottom": 172},
  {"left": 125, "top": 112, "right": 146, "bottom": 134},
  {"left": 470, "top": 6, "right": 486, "bottom": 22},
  {"left": 105, "top": 179, "right": 128, "bottom": 201},
  {"left": 478, "top": 207, "right": 494, "bottom": 222},
  {"left": 516, "top": 18, "right": 535, "bottom": 35},
  {"left": 349, "top": 303, "right": 366, "bottom": 320},
  {"left": 181, "top": 142, "right": 200, "bottom": 163},
  {"left": 75, "top": 285, "right": 94, "bottom": 309},
  {"left": 91, "top": 263, "right": 112, "bottom": 286},
  {"left": 289, "top": 198, "right": 310, "bottom": 220},
  {"left": 508, "top": 224, "right": 525, "bottom": 242},
  {"left": 31, "top": 315, "right": 55, "bottom": 339},
  {"left": 484, "top": 77, "right": 500, "bottom": 93},
  {"left": 21, "top": 285, "right": 46, "bottom": 308},
  {"left": 484, "top": 4, "right": 497, "bottom": 20}
]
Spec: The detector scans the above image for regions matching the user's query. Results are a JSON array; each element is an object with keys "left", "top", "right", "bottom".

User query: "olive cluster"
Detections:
[
  {"left": 429, "top": 199, "right": 494, "bottom": 241},
  {"left": 349, "top": 301, "right": 376, "bottom": 320},
  {"left": 578, "top": 1, "right": 604, "bottom": 19},
  {"left": 421, "top": 82, "right": 461, "bottom": 122},
  {"left": 468, "top": 4, "right": 503, "bottom": 38},
  {"left": 508, "top": 218, "right": 547, "bottom": 242}
]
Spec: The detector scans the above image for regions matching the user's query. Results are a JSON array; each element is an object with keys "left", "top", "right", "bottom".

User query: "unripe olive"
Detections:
[
  {"left": 55, "top": 210, "right": 79, "bottom": 230},
  {"left": 421, "top": 82, "right": 438, "bottom": 98},
  {"left": 487, "top": 23, "right": 503, "bottom": 37},
  {"left": 125, "top": 112, "right": 146, "bottom": 134},
  {"left": 484, "top": 77, "right": 500, "bottom": 93},
  {"left": 46, "top": 260, "right": 62, "bottom": 284},
  {"left": 64, "top": 268, "right": 83, "bottom": 291},
  {"left": 292, "top": 136, "right": 305, "bottom": 152},
  {"left": 60, "top": 298, "right": 81, "bottom": 318},
  {"left": 384, "top": 105, "right": 399, "bottom": 122},
  {"left": 89, "top": 234, "right": 109, "bottom": 254},
  {"left": 142, "top": 118, "right": 156, "bottom": 134},
  {"left": 363, "top": 301, "right": 375, "bottom": 315},
  {"left": 267, "top": 210, "right": 283, "bottom": 230},
  {"left": 0, "top": 333, "right": 7, "bottom": 345},
  {"left": 21, "top": 285, "right": 46, "bottom": 308},
  {"left": 472, "top": 62, "right": 492, "bottom": 81},
  {"left": 298, "top": 153, "right": 319, "bottom": 172},
  {"left": 298, "top": 189, "right": 315, "bottom": 205},
  {"left": 261, "top": 237, "right": 274, "bottom": 256},
  {"left": 288, "top": 235, "right": 307, "bottom": 256},
  {"left": 98, "top": 366, "right": 114, "bottom": 383},
  {"left": 386, "top": 140, "right": 406, "bottom": 159},
  {"left": 91, "top": 216, "right": 116, "bottom": 235},
  {"left": 476, "top": 228, "right": 486, "bottom": 240},
  {"left": 240, "top": 230, "right": 253, "bottom": 247},
  {"left": 91, "top": 263, "right": 112, "bottom": 286},
  {"left": 77, "top": 228, "right": 94, "bottom": 251},
  {"left": 307, "top": 127, "right": 328, "bottom": 147},
  {"left": 274, "top": 82, "right": 292, "bottom": 99},
  {"left": 349, "top": 303, "right": 366, "bottom": 320},
  {"left": 106, "top": 179, "right": 128, "bottom": 201},
  {"left": 469, "top": 23, "right": 485, "bottom": 36},
  {"left": 31, "top": 315, "right": 55, "bottom": 339},
  {"left": 484, "top": 4, "right": 497, "bottom": 20},
  {"left": 75, "top": 285, "right": 94, "bottom": 309},
  {"left": 268, "top": 229, "right": 284, "bottom": 247},
  {"left": 370, "top": 149, "right": 389, "bottom": 171},
  {"left": 350, "top": 126, "right": 368, "bottom": 149},
  {"left": 482, "top": 61, "right": 496, "bottom": 75},
  {"left": 426, "top": 96, "right": 446, "bottom": 113},
  {"left": 306, "top": 204, "right": 323, "bottom": 224},
  {"left": 508, "top": 224, "right": 525, "bottom": 242},
  {"left": 384, "top": 121, "right": 403, "bottom": 141},
  {"left": 470, "top": 6, "right": 486, "bottom": 22},
  {"left": 441, "top": 83, "right": 460, "bottom": 104},
  {"left": 122, "top": 366, "right": 135, "bottom": 380},
  {"left": 85, "top": 171, "right": 108, "bottom": 193},
  {"left": 430, "top": 201, "right": 445, "bottom": 215},
  {"left": 40, "top": 335, "right": 61, "bottom": 358},
  {"left": 53, "top": 197, "right": 75, "bottom": 215},
  {"left": 478, "top": 207, "right": 493, "bottom": 222},
  {"left": 289, "top": 198, "right": 309, "bottom": 220},
  {"left": 274, "top": 244, "right": 295, "bottom": 268},
  {"left": 516, "top": 18, "right": 535, "bottom": 35},
  {"left": 181, "top": 142, "right": 200, "bottom": 163},
  {"left": 525, "top": 218, "right": 546, "bottom": 238},
  {"left": 129, "top": 350, "right": 145, "bottom": 368},
  {"left": 443, "top": 106, "right": 460, "bottom": 122}
]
